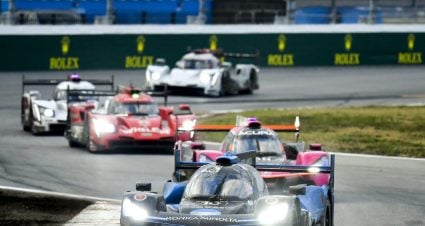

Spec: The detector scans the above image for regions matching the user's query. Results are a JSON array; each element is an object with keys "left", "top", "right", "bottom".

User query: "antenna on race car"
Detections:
[{"left": 295, "top": 116, "right": 300, "bottom": 142}]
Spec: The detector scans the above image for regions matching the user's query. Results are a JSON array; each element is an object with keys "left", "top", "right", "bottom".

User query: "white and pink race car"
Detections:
[{"left": 173, "top": 116, "right": 331, "bottom": 194}]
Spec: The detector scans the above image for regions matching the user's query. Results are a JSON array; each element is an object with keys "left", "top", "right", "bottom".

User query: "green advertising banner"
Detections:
[{"left": 0, "top": 32, "right": 423, "bottom": 71}]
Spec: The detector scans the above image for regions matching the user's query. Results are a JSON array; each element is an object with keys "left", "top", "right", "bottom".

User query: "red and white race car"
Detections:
[
  {"left": 173, "top": 116, "right": 331, "bottom": 193},
  {"left": 65, "top": 86, "right": 196, "bottom": 152}
]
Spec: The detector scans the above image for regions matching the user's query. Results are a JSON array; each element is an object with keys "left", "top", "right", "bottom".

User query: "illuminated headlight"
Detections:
[
  {"left": 93, "top": 118, "right": 115, "bottom": 137},
  {"left": 122, "top": 199, "right": 149, "bottom": 221},
  {"left": 34, "top": 105, "right": 55, "bottom": 120},
  {"left": 308, "top": 156, "right": 329, "bottom": 173},
  {"left": 199, "top": 71, "right": 211, "bottom": 84},
  {"left": 210, "top": 72, "right": 220, "bottom": 86},
  {"left": 151, "top": 72, "right": 161, "bottom": 80},
  {"left": 199, "top": 154, "right": 214, "bottom": 163},
  {"left": 179, "top": 120, "right": 196, "bottom": 131},
  {"left": 257, "top": 203, "right": 289, "bottom": 225},
  {"left": 43, "top": 108, "right": 55, "bottom": 117}
]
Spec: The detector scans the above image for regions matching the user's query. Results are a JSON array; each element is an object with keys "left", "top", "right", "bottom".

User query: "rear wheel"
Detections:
[
  {"left": 239, "top": 69, "right": 257, "bottom": 95},
  {"left": 317, "top": 199, "right": 332, "bottom": 226}
]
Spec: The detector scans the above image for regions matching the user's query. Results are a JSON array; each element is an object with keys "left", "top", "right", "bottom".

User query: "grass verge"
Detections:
[{"left": 198, "top": 106, "right": 425, "bottom": 158}]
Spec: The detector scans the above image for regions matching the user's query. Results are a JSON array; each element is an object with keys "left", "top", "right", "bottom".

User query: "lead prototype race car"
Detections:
[
  {"left": 65, "top": 86, "right": 196, "bottom": 152},
  {"left": 120, "top": 150, "right": 335, "bottom": 226},
  {"left": 145, "top": 49, "right": 259, "bottom": 96},
  {"left": 21, "top": 73, "right": 114, "bottom": 135}
]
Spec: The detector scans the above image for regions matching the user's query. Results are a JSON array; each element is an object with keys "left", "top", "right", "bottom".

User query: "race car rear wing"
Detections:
[
  {"left": 189, "top": 124, "right": 299, "bottom": 132},
  {"left": 118, "top": 84, "right": 170, "bottom": 106},
  {"left": 174, "top": 149, "right": 335, "bottom": 193},
  {"left": 21, "top": 74, "right": 115, "bottom": 94},
  {"left": 174, "top": 149, "right": 334, "bottom": 174},
  {"left": 190, "top": 48, "right": 260, "bottom": 64}
]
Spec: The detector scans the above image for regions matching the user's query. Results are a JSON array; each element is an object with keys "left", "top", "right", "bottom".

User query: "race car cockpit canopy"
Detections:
[
  {"left": 177, "top": 52, "right": 220, "bottom": 69},
  {"left": 182, "top": 163, "right": 264, "bottom": 201},
  {"left": 107, "top": 101, "right": 159, "bottom": 116},
  {"left": 54, "top": 80, "right": 96, "bottom": 101},
  {"left": 220, "top": 127, "right": 285, "bottom": 164}
]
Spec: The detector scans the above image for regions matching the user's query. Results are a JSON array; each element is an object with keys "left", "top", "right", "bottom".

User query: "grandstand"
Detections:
[{"left": 0, "top": 0, "right": 424, "bottom": 24}]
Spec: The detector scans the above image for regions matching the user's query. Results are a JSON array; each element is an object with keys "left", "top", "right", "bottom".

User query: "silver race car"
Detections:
[
  {"left": 145, "top": 49, "right": 259, "bottom": 97},
  {"left": 21, "top": 73, "right": 114, "bottom": 135}
]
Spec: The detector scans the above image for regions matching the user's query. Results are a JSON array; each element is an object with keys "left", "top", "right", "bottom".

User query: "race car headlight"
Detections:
[
  {"left": 151, "top": 72, "right": 161, "bottom": 80},
  {"left": 257, "top": 203, "right": 289, "bottom": 225},
  {"left": 199, "top": 71, "right": 211, "bottom": 84},
  {"left": 210, "top": 72, "right": 220, "bottom": 86},
  {"left": 93, "top": 118, "right": 116, "bottom": 137},
  {"left": 43, "top": 108, "right": 55, "bottom": 118},
  {"left": 122, "top": 199, "right": 149, "bottom": 221},
  {"left": 34, "top": 105, "right": 55, "bottom": 120},
  {"left": 178, "top": 119, "right": 196, "bottom": 131}
]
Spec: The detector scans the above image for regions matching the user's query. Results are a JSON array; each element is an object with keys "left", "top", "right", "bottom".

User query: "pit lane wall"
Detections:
[{"left": 0, "top": 25, "right": 424, "bottom": 71}]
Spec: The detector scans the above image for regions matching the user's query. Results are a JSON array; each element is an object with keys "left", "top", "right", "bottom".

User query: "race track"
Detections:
[{"left": 0, "top": 66, "right": 425, "bottom": 225}]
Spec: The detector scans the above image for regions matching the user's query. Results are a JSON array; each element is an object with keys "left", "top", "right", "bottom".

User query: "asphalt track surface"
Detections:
[{"left": 0, "top": 66, "right": 425, "bottom": 226}]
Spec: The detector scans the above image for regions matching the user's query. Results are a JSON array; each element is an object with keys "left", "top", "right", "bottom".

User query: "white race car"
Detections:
[
  {"left": 21, "top": 74, "right": 114, "bottom": 135},
  {"left": 145, "top": 49, "right": 259, "bottom": 97}
]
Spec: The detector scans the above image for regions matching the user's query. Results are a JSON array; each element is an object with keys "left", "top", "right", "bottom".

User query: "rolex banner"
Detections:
[{"left": 0, "top": 33, "right": 423, "bottom": 71}]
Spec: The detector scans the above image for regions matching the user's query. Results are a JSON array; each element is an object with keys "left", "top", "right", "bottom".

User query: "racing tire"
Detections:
[
  {"left": 30, "top": 119, "right": 41, "bottom": 136},
  {"left": 22, "top": 113, "right": 30, "bottom": 132},
  {"left": 84, "top": 120, "right": 100, "bottom": 153},
  {"left": 68, "top": 139, "right": 79, "bottom": 148},
  {"left": 240, "top": 70, "right": 257, "bottom": 95},
  {"left": 87, "top": 140, "right": 99, "bottom": 153},
  {"left": 317, "top": 199, "right": 332, "bottom": 226},
  {"left": 22, "top": 124, "right": 30, "bottom": 132}
]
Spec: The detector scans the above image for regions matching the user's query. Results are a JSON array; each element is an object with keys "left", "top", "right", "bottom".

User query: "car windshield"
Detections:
[
  {"left": 111, "top": 102, "right": 159, "bottom": 115},
  {"left": 222, "top": 130, "right": 285, "bottom": 164},
  {"left": 183, "top": 59, "right": 214, "bottom": 69},
  {"left": 55, "top": 90, "right": 97, "bottom": 102},
  {"left": 184, "top": 166, "right": 254, "bottom": 201}
]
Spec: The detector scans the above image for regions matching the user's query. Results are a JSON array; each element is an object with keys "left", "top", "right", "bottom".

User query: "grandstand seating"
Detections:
[
  {"left": 212, "top": 0, "right": 286, "bottom": 24},
  {"left": 0, "top": 0, "right": 424, "bottom": 24},
  {"left": 294, "top": 6, "right": 331, "bottom": 24}
]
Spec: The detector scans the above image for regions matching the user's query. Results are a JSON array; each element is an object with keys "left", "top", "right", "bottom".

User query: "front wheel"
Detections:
[{"left": 68, "top": 139, "right": 79, "bottom": 148}]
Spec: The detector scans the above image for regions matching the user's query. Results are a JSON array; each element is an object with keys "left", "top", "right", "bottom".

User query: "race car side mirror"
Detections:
[
  {"left": 179, "top": 104, "right": 190, "bottom": 111},
  {"left": 136, "top": 182, "right": 152, "bottom": 192},
  {"left": 289, "top": 184, "right": 306, "bottom": 195}
]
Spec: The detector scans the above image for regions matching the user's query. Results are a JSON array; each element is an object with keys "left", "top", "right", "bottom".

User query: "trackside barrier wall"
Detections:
[{"left": 0, "top": 26, "right": 424, "bottom": 71}]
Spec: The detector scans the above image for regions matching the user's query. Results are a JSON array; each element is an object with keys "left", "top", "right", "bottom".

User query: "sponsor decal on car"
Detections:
[
  {"left": 165, "top": 216, "right": 237, "bottom": 223},
  {"left": 239, "top": 130, "right": 274, "bottom": 136},
  {"left": 121, "top": 127, "right": 171, "bottom": 135}
]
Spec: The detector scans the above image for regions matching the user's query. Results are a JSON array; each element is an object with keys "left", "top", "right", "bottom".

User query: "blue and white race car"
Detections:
[
  {"left": 21, "top": 74, "right": 114, "bottom": 135},
  {"left": 145, "top": 49, "right": 259, "bottom": 97},
  {"left": 120, "top": 151, "right": 335, "bottom": 226}
]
